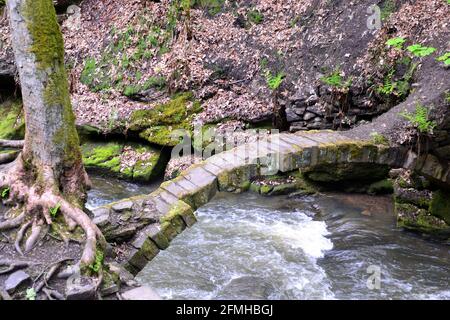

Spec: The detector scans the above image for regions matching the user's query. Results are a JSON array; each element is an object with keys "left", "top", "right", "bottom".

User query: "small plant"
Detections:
[
  {"left": 320, "top": 69, "right": 351, "bottom": 88},
  {"left": 80, "top": 58, "right": 97, "bottom": 86},
  {"left": 386, "top": 37, "right": 406, "bottom": 50},
  {"left": 406, "top": 44, "right": 436, "bottom": 57},
  {"left": 400, "top": 104, "right": 436, "bottom": 134},
  {"left": 265, "top": 71, "right": 285, "bottom": 90},
  {"left": 247, "top": 9, "right": 264, "bottom": 25},
  {"left": 89, "top": 249, "right": 104, "bottom": 274},
  {"left": 380, "top": 0, "right": 396, "bottom": 21},
  {"left": 49, "top": 203, "right": 61, "bottom": 218},
  {"left": 26, "top": 288, "right": 36, "bottom": 300},
  {"left": 370, "top": 132, "right": 389, "bottom": 145},
  {"left": 1, "top": 187, "right": 10, "bottom": 199},
  {"left": 436, "top": 52, "right": 450, "bottom": 66}
]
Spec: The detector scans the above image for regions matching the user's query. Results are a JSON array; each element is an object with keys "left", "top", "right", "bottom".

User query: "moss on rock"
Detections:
[
  {"left": 395, "top": 202, "right": 450, "bottom": 237},
  {"left": 81, "top": 140, "right": 167, "bottom": 181},
  {"left": 130, "top": 93, "right": 202, "bottom": 146},
  {"left": 0, "top": 99, "right": 25, "bottom": 140},
  {"left": 430, "top": 190, "right": 450, "bottom": 225},
  {"left": 367, "top": 179, "right": 394, "bottom": 195}
]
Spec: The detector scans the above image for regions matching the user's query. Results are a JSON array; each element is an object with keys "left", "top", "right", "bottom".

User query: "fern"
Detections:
[
  {"left": 89, "top": 249, "right": 104, "bottom": 274},
  {"left": 49, "top": 203, "right": 61, "bottom": 218},
  {"left": 1, "top": 187, "right": 10, "bottom": 199},
  {"left": 321, "top": 69, "right": 351, "bottom": 88},
  {"left": 436, "top": 52, "right": 450, "bottom": 66},
  {"left": 406, "top": 44, "right": 436, "bottom": 57},
  {"left": 386, "top": 37, "right": 406, "bottom": 49},
  {"left": 265, "top": 71, "right": 285, "bottom": 90},
  {"left": 400, "top": 104, "right": 436, "bottom": 134}
]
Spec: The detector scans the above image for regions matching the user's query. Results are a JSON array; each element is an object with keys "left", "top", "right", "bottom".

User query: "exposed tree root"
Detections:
[
  {"left": 0, "top": 151, "right": 20, "bottom": 165},
  {"left": 0, "top": 140, "right": 24, "bottom": 148},
  {"left": 35, "top": 258, "right": 72, "bottom": 293},
  {"left": 43, "top": 288, "right": 64, "bottom": 300},
  {"left": 0, "top": 211, "right": 25, "bottom": 231},
  {"left": 14, "top": 220, "right": 31, "bottom": 255},
  {"left": 0, "top": 289, "right": 12, "bottom": 301},
  {"left": 0, "top": 157, "right": 106, "bottom": 268},
  {"left": 0, "top": 259, "right": 30, "bottom": 275}
]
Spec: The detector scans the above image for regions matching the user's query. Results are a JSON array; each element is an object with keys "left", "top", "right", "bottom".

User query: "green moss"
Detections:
[
  {"left": 367, "top": 179, "right": 394, "bottom": 195},
  {"left": 247, "top": 9, "right": 264, "bottom": 25},
  {"left": 430, "top": 190, "right": 450, "bottom": 225},
  {"left": 260, "top": 185, "right": 273, "bottom": 195},
  {"left": 305, "top": 163, "right": 389, "bottom": 183},
  {"left": 23, "top": 0, "right": 82, "bottom": 165},
  {"left": 370, "top": 132, "right": 389, "bottom": 146},
  {"left": 0, "top": 100, "right": 25, "bottom": 140},
  {"left": 396, "top": 202, "right": 449, "bottom": 236},
  {"left": 130, "top": 93, "right": 202, "bottom": 146},
  {"left": 81, "top": 141, "right": 166, "bottom": 181},
  {"left": 82, "top": 142, "right": 122, "bottom": 167}
]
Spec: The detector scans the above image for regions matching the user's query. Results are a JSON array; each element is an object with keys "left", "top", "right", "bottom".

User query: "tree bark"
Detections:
[{"left": 1, "top": 0, "right": 104, "bottom": 268}]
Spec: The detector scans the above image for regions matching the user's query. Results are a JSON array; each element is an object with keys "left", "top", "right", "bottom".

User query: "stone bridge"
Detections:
[{"left": 91, "top": 131, "right": 410, "bottom": 276}]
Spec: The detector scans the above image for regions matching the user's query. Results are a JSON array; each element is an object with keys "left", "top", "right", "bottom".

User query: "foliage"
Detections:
[
  {"left": 380, "top": 0, "right": 396, "bottom": 21},
  {"left": 436, "top": 52, "right": 450, "bottom": 66},
  {"left": 320, "top": 69, "right": 351, "bottom": 88},
  {"left": 26, "top": 288, "right": 36, "bottom": 300},
  {"left": 88, "top": 249, "right": 104, "bottom": 274},
  {"left": 247, "top": 9, "right": 264, "bottom": 25},
  {"left": 406, "top": 44, "right": 437, "bottom": 57},
  {"left": 1, "top": 187, "right": 10, "bottom": 199},
  {"left": 191, "top": 0, "right": 224, "bottom": 15},
  {"left": 400, "top": 104, "right": 436, "bottom": 134},
  {"left": 386, "top": 37, "right": 406, "bottom": 50},
  {"left": 265, "top": 71, "right": 284, "bottom": 90},
  {"left": 376, "top": 63, "right": 416, "bottom": 99},
  {"left": 49, "top": 203, "right": 61, "bottom": 218},
  {"left": 370, "top": 132, "right": 389, "bottom": 145}
]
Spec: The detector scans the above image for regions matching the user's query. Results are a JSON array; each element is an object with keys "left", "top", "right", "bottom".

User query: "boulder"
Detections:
[
  {"left": 4, "top": 270, "right": 31, "bottom": 294},
  {"left": 121, "top": 286, "right": 161, "bottom": 300},
  {"left": 66, "top": 275, "right": 97, "bottom": 300},
  {"left": 81, "top": 141, "right": 167, "bottom": 182}
]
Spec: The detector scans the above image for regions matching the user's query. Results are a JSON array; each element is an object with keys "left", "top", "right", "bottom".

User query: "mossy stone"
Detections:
[
  {"left": 430, "top": 190, "right": 450, "bottom": 225},
  {"left": 81, "top": 141, "right": 166, "bottom": 181},
  {"left": 367, "top": 179, "right": 394, "bottom": 195},
  {"left": 130, "top": 93, "right": 202, "bottom": 147},
  {"left": 260, "top": 185, "right": 273, "bottom": 195},
  {"left": 395, "top": 202, "right": 449, "bottom": 237},
  {"left": 0, "top": 99, "right": 25, "bottom": 140}
]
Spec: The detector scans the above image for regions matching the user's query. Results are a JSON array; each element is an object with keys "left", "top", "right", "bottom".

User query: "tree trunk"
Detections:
[{"left": 1, "top": 0, "right": 105, "bottom": 268}]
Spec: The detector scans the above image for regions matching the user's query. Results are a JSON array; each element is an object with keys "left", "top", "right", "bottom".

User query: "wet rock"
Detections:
[
  {"left": 66, "top": 275, "right": 97, "bottom": 300},
  {"left": 121, "top": 286, "right": 161, "bottom": 300},
  {"left": 5, "top": 270, "right": 31, "bottom": 294}
]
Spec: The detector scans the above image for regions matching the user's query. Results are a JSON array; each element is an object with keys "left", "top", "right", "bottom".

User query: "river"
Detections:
[{"left": 88, "top": 176, "right": 450, "bottom": 300}]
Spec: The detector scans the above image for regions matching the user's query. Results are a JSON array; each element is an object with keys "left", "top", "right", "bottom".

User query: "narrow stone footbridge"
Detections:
[{"left": 91, "top": 131, "right": 409, "bottom": 275}]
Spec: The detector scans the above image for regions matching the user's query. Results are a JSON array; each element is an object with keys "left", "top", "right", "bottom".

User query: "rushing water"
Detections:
[{"left": 88, "top": 176, "right": 450, "bottom": 300}]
